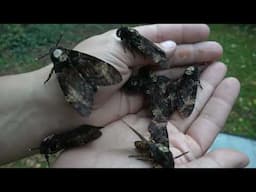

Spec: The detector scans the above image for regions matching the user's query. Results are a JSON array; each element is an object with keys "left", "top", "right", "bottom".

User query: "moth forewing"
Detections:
[
  {"left": 176, "top": 66, "right": 201, "bottom": 118},
  {"left": 34, "top": 125, "right": 102, "bottom": 167},
  {"left": 116, "top": 27, "right": 169, "bottom": 68},
  {"left": 44, "top": 40, "right": 122, "bottom": 117}
]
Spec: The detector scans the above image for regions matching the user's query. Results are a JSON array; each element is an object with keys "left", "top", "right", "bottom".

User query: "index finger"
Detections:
[{"left": 135, "top": 24, "right": 210, "bottom": 43}]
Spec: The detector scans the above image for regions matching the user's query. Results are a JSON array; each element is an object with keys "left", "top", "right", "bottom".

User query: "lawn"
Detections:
[{"left": 0, "top": 24, "right": 255, "bottom": 168}]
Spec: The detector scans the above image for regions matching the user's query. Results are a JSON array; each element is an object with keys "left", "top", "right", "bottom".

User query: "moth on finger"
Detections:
[{"left": 116, "top": 26, "right": 169, "bottom": 68}]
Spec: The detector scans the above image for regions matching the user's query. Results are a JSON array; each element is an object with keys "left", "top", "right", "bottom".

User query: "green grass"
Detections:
[
  {"left": 208, "top": 24, "right": 256, "bottom": 139},
  {"left": 0, "top": 24, "right": 255, "bottom": 168}
]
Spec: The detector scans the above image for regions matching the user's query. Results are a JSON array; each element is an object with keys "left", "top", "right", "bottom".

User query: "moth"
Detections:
[
  {"left": 43, "top": 35, "right": 122, "bottom": 116},
  {"left": 116, "top": 26, "right": 169, "bottom": 68},
  {"left": 122, "top": 120, "right": 188, "bottom": 168},
  {"left": 175, "top": 66, "right": 202, "bottom": 117},
  {"left": 123, "top": 66, "right": 177, "bottom": 121},
  {"left": 148, "top": 120, "right": 169, "bottom": 147},
  {"left": 30, "top": 124, "right": 102, "bottom": 167},
  {"left": 123, "top": 65, "right": 201, "bottom": 119}
]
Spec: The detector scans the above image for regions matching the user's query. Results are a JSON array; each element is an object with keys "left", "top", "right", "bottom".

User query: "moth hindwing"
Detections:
[
  {"left": 45, "top": 43, "right": 122, "bottom": 116},
  {"left": 175, "top": 66, "right": 201, "bottom": 117},
  {"left": 116, "top": 26, "right": 168, "bottom": 68}
]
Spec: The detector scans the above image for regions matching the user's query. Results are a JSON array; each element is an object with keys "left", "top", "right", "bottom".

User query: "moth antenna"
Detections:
[
  {"left": 44, "top": 67, "right": 55, "bottom": 84},
  {"left": 174, "top": 151, "right": 189, "bottom": 159},
  {"left": 55, "top": 33, "right": 64, "bottom": 47},
  {"left": 35, "top": 52, "right": 49, "bottom": 61},
  {"left": 121, "top": 119, "right": 148, "bottom": 142},
  {"left": 198, "top": 80, "right": 203, "bottom": 89},
  {"left": 45, "top": 154, "right": 50, "bottom": 168},
  {"left": 29, "top": 147, "right": 40, "bottom": 151}
]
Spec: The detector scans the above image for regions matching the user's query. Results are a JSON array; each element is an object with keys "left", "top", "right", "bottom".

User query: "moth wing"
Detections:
[
  {"left": 176, "top": 79, "right": 198, "bottom": 118},
  {"left": 139, "top": 37, "right": 167, "bottom": 67},
  {"left": 61, "top": 125, "right": 102, "bottom": 148},
  {"left": 149, "top": 76, "right": 176, "bottom": 121},
  {"left": 177, "top": 97, "right": 196, "bottom": 118},
  {"left": 69, "top": 50, "right": 122, "bottom": 86},
  {"left": 57, "top": 67, "right": 96, "bottom": 116}
]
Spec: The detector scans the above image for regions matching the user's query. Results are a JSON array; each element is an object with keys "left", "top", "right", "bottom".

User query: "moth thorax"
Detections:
[
  {"left": 184, "top": 66, "right": 195, "bottom": 75},
  {"left": 155, "top": 143, "right": 169, "bottom": 152},
  {"left": 53, "top": 49, "right": 68, "bottom": 62}
]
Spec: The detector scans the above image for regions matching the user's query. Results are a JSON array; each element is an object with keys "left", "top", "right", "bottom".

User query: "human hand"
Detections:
[
  {"left": 53, "top": 62, "right": 249, "bottom": 168},
  {"left": 39, "top": 24, "right": 222, "bottom": 128},
  {"left": 0, "top": 24, "right": 224, "bottom": 164}
]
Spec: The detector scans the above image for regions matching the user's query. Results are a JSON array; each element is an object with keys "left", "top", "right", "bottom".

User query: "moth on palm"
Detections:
[
  {"left": 175, "top": 66, "right": 202, "bottom": 118},
  {"left": 116, "top": 26, "right": 169, "bottom": 68},
  {"left": 43, "top": 35, "right": 122, "bottom": 116},
  {"left": 123, "top": 65, "right": 201, "bottom": 119},
  {"left": 122, "top": 119, "right": 188, "bottom": 168},
  {"left": 30, "top": 124, "right": 102, "bottom": 167}
]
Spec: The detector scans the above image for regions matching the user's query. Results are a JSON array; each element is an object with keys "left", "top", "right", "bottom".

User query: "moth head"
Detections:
[
  {"left": 135, "top": 140, "right": 150, "bottom": 152},
  {"left": 36, "top": 34, "right": 64, "bottom": 61},
  {"left": 116, "top": 26, "right": 138, "bottom": 40},
  {"left": 184, "top": 66, "right": 195, "bottom": 76},
  {"left": 40, "top": 134, "right": 63, "bottom": 154},
  {"left": 149, "top": 143, "right": 175, "bottom": 168},
  {"left": 50, "top": 47, "right": 68, "bottom": 62}
]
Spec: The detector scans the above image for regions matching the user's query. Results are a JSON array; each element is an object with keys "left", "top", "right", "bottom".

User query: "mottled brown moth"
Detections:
[
  {"left": 123, "top": 65, "right": 201, "bottom": 119},
  {"left": 122, "top": 119, "right": 188, "bottom": 168},
  {"left": 175, "top": 66, "right": 202, "bottom": 117},
  {"left": 44, "top": 35, "right": 122, "bottom": 116},
  {"left": 123, "top": 66, "right": 177, "bottom": 121},
  {"left": 116, "top": 26, "right": 169, "bottom": 68},
  {"left": 30, "top": 124, "right": 102, "bottom": 167}
]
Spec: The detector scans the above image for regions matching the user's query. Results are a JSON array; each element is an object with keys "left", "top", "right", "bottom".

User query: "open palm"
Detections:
[{"left": 52, "top": 24, "right": 249, "bottom": 168}]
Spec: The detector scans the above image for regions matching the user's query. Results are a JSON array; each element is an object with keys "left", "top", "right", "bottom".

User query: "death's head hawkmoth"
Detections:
[
  {"left": 175, "top": 66, "right": 202, "bottom": 118},
  {"left": 43, "top": 35, "right": 122, "bottom": 116},
  {"left": 122, "top": 119, "right": 188, "bottom": 168},
  {"left": 116, "top": 26, "right": 169, "bottom": 68},
  {"left": 30, "top": 124, "right": 102, "bottom": 167}
]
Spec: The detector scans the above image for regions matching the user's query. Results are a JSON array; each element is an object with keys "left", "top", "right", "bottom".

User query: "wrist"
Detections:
[{"left": 31, "top": 65, "right": 86, "bottom": 133}]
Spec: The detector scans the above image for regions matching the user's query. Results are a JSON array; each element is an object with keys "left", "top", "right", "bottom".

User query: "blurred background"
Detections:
[{"left": 0, "top": 24, "right": 255, "bottom": 168}]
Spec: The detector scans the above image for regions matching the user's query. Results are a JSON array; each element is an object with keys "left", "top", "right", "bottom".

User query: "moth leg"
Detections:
[
  {"left": 129, "top": 154, "right": 154, "bottom": 162},
  {"left": 136, "top": 157, "right": 154, "bottom": 162},
  {"left": 197, "top": 80, "right": 203, "bottom": 89},
  {"left": 44, "top": 67, "right": 55, "bottom": 84},
  {"left": 128, "top": 154, "right": 148, "bottom": 158},
  {"left": 174, "top": 151, "right": 189, "bottom": 159},
  {"left": 45, "top": 154, "right": 50, "bottom": 168}
]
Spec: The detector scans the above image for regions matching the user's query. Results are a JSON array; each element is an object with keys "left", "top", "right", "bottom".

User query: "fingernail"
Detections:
[{"left": 160, "top": 40, "right": 176, "bottom": 51}]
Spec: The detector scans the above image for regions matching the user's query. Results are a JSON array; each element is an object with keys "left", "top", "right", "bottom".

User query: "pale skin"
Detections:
[{"left": 0, "top": 24, "right": 249, "bottom": 168}]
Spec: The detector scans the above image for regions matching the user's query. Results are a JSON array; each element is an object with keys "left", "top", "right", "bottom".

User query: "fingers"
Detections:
[
  {"left": 129, "top": 40, "right": 222, "bottom": 68},
  {"left": 169, "top": 41, "right": 222, "bottom": 67},
  {"left": 187, "top": 77, "right": 240, "bottom": 155},
  {"left": 176, "top": 149, "right": 249, "bottom": 168},
  {"left": 135, "top": 24, "right": 210, "bottom": 43},
  {"left": 169, "top": 62, "right": 227, "bottom": 132},
  {"left": 133, "top": 24, "right": 222, "bottom": 68}
]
